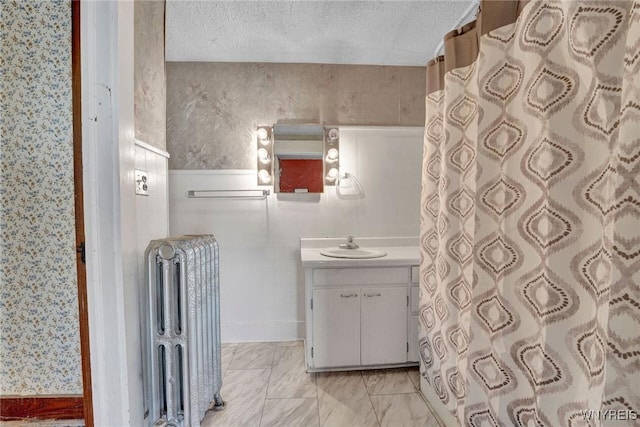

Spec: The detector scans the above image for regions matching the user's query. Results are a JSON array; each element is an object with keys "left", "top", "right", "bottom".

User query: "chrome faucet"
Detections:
[{"left": 339, "top": 235, "right": 359, "bottom": 249}]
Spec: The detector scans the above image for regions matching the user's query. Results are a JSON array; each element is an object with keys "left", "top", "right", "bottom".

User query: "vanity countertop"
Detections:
[{"left": 300, "top": 237, "right": 419, "bottom": 268}]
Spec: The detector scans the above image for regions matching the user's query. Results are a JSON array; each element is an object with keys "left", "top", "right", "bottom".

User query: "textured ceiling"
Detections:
[{"left": 166, "top": 1, "right": 473, "bottom": 66}]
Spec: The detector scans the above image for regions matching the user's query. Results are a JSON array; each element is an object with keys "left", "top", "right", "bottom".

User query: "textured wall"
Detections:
[
  {"left": 0, "top": 0, "right": 82, "bottom": 394},
  {"left": 167, "top": 62, "right": 425, "bottom": 169},
  {"left": 135, "top": 0, "right": 166, "bottom": 150}
]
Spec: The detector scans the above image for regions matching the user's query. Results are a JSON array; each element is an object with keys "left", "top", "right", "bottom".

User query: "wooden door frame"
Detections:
[{"left": 72, "top": 1, "right": 94, "bottom": 425}]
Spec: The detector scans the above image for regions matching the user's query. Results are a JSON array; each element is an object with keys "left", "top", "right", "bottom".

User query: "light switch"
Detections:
[{"left": 135, "top": 169, "right": 149, "bottom": 196}]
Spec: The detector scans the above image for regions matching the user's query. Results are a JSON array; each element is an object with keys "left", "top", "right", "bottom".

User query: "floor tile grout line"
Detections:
[
  {"left": 368, "top": 391, "right": 423, "bottom": 396},
  {"left": 362, "top": 370, "right": 383, "bottom": 427},
  {"left": 417, "top": 389, "right": 446, "bottom": 427},
  {"left": 263, "top": 396, "right": 315, "bottom": 401},
  {"left": 265, "top": 345, "right": 317, "bottom": 401},
  {"left": 223, "top": 345, "right": 239, "bottom": 375},
  {"left": 257, "top": 368, "right": 272, "bottom": 427},
  {"left": 257, "top": 367, "right": 273, "bottom": 427},
  {"left": 222, "top": 346, "right": 238, "bottom": 380},
  {"left": 265, "top": 343, "right": 281, "bottom": 399},
  {"left": 227, "top": 367, "right": 272, "bottom": 371},
  {"left": 363, "top": 370, "right": 417, "bottom": 396},
  {"left": 258, "top": 344, "right": 278, "bottom": 427},
  {"left": 315, "top": 370, "right": 322, "bottom": 427}
]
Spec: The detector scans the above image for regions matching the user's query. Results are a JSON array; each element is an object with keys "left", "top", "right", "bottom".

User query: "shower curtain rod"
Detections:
[{"left": 432, "top": 0, "right": 480, "bottom": 58}]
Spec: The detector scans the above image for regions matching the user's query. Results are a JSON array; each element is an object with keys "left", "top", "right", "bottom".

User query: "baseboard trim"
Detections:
[{"left": 0, "top": 395, "right": 84, "bottom": 421}]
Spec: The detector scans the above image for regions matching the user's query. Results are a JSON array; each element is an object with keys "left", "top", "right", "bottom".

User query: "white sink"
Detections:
[{"left": 320, "top": 248, "right": 387, "bottom": 259}]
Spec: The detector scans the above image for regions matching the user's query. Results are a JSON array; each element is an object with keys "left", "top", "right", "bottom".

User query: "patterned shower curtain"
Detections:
[{"left": 419, "top": 1, "right": 639, "bottom": 425}]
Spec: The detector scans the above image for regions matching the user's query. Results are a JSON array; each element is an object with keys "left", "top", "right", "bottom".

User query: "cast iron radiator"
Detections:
[{"left": 143, "top": 235, "right": 224, "bottom": 427}]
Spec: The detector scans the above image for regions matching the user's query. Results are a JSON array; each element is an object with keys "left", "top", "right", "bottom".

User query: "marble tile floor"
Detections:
[
  {"left": 0, "top": 342, "right": 439, "bottom": 427},
  {"left": 203, "top": 341, "right": 443, "bottom": 427}
]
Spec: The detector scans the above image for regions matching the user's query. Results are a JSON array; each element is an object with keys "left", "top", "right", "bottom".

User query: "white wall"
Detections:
[
  {"left": 169, "top": 126, "right": 423, "bottom": 342},
  {"left": 82, "top": 3, "right": 169, "bottom": 425},
  {"left": 116, "top": 1, "right": 143, "bottom": 422},
  {"left": 81, "top": 1, "right": 139, "bottom": 424},
  {"left": 135, "top": 140, "right": 170, "bottom": 270}
]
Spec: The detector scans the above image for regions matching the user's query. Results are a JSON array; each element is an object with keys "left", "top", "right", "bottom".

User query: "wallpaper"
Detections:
[
  {"left": 0, "top": 0, "right": 82, "bottom": 394},
  {"left": 135, "top": 0, "right": 166, "bottom": 150},
  {"left": 166, "top": 62, "right": 425, "bottom": 169}
]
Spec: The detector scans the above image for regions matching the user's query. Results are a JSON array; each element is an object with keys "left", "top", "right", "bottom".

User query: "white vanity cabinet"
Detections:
[
  {"left": 304, "top": 265, "right": 419, "bottom": 372},
  {"left": 408, "top": 266, "right": 420, "bottom": 362},
  {"left": 360, "top": 286, "right": 408, "bottom": 365},
  {"left": 311, "top": 288, "right": 361, "bottom": 367}
]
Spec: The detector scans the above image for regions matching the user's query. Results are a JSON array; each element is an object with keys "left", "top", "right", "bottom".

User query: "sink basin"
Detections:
[{"left": 320, "top": 248, "right": 387, "bottom": 259}]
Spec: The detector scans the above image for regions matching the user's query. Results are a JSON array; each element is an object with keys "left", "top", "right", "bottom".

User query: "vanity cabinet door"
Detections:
[
  {"left": 312, "top": 288, "right": 360, "bottom": 368},
  {"left": 408, "top": 314, "right": 419, "bottom": 362},
  {"left": 361, "top": 287, "right": 408, "bottom": 365}
]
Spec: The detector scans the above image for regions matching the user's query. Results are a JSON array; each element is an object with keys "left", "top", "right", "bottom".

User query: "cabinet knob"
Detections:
[
  {"left": 364, "top": 293, "right": 381, "bottom": 297},
  {"left": 340, "top": 293, "right": 358, "bottom": 298}
]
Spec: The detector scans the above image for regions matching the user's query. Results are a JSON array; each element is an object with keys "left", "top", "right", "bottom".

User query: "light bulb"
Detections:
[
  {"left": 327, "top": 148, "right": 338, "bottom": 161},
  {"left": 328, "top": 128, "right": 339, "bottom": 142},
  {"left": 326, "top": 168, "right": 339, "bottom": 181},
  {"left": 258, "top": 128, "right": 270, "bottom": 146},
  {"left": 257, "top": 148, "right": 271, "bottom": 164},
  {"left": 258, "top": 169, "right": 271, "bottom": 184}
]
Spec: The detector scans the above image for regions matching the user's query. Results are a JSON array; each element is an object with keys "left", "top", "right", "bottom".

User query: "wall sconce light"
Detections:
[
  {"left": 324, "top": 127, "right": 339, "bottom": 185},
  {"left": 256, "top": 126, "right": 273, "bottom": 185}
]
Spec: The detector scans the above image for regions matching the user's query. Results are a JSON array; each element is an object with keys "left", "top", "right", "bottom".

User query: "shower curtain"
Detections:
[{"left": 419, "top": 1, "right": 639, "bottom": 425}]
